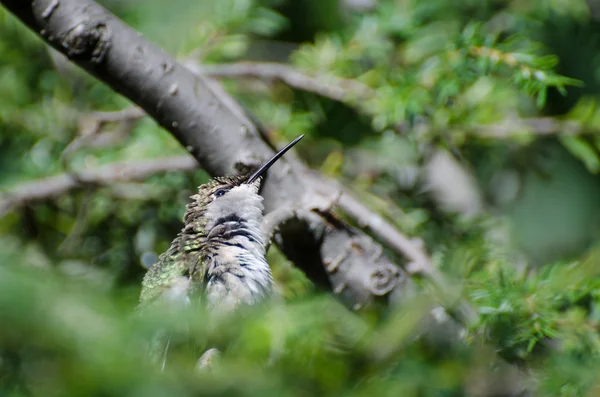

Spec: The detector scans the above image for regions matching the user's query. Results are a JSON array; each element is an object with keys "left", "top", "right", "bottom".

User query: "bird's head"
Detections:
[{"left": 184, "top": 135, "right": 304, "bottom": 237}]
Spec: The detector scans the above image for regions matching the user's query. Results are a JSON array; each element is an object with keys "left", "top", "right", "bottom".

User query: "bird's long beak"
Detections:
[{"left": 245, "top": 134, "right": 304, "bottom": 184}]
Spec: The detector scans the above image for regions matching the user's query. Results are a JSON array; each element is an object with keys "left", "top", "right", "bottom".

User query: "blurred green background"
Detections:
[{"left": 2, "top": 0, "right": 600, "bottom": 395}]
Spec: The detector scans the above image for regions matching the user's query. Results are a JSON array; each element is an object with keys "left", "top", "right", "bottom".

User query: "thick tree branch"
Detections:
[{"left": 1, "top": 0, "right": 413, "bottom": 311}]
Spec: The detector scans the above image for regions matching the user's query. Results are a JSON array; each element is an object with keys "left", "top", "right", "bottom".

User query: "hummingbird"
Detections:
[{"left": 138, "top": 135, "right": 304, "bottom": 365}]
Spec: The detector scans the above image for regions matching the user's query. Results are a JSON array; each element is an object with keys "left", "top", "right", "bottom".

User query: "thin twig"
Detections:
[
  {"left": 62, "top": 108, "right": 147, "bottom": 181},
  {"left": 0, "top": 156, "right": 197, "bottom": 216},
  {"left": 193, "top": 62, "right": 375, "bottom": 103},
  {"left": 473, "top": 117, "right": 586, "bottom": 138},
  {"left": 88, "top": 107, "right": 146, "bottom": 124},
  {"left": 72, "top": 108, "right": 146, "bottom": 148}
]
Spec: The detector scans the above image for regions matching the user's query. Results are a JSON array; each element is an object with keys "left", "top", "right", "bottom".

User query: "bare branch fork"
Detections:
[{"left": 0, "top": 0, "right": 467, "bottom": 319}]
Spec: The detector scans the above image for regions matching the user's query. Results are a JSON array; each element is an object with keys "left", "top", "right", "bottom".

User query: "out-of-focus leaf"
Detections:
[{"left": 559, "top": 135, "right": 600, "bottom": 173}]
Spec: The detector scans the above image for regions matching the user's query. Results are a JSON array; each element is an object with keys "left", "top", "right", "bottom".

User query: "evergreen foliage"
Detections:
[{"left": 2, "top": 0, "right": 600, "bottom": 395}]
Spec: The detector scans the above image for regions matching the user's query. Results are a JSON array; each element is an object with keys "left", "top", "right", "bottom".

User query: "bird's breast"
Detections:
[{"left": 204, "top": 245, "right": 273, "bottom": 313}]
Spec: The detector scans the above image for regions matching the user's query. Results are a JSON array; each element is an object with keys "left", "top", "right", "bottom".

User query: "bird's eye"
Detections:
[{"left": 214, "top": 189, "right": 227, "bottom": 198}]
